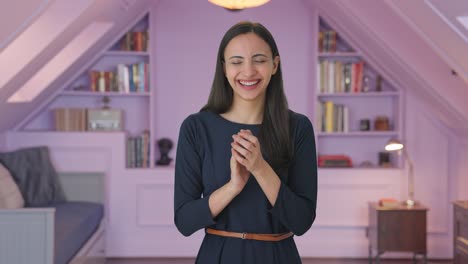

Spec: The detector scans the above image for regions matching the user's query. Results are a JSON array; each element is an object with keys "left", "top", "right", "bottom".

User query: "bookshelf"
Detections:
[
  {"left": 315, "top": 17, "right": 402, "bottom": 169},
  {"left": 20, "top": 12, "right": 154, "bottom": 169}
]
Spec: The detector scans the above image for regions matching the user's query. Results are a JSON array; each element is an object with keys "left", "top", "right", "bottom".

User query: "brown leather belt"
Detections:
[{"left": 206, "top": 228, "right": 293, "bottom": 242}]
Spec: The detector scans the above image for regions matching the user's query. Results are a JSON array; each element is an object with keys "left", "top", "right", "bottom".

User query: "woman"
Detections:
[{"left": 174, "top": 21, "right": 317, "bottom": 263}]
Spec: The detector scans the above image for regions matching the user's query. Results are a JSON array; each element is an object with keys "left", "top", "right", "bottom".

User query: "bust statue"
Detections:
[{"left": 156, "top": 138, "right": 173, "bottom": 166}]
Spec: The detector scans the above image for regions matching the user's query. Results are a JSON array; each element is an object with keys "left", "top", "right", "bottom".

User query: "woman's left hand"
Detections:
[{"left": 231, "top": 129, "right": 265, "bottom": 174}]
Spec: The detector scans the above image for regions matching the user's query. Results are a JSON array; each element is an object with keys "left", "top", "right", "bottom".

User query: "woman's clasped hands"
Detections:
[{"left": 229, "top": 129, "right": 266, "bottom": 193}]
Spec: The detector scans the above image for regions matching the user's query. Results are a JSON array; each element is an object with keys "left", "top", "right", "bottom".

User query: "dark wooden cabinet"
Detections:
[
  {"left": 367, "top": 202, "right": 428, "bottom": 263},
  {"left": 453, "top": 201, "right": 468, "bottom": 264}
]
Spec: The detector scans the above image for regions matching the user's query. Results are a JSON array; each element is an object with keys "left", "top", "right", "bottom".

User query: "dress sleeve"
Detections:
[
  {"left": 269, "top": 115, "right": 317, "bottom": 236},
  {"left": 174, "top": 116, "right": 216, "bottom": 236}
]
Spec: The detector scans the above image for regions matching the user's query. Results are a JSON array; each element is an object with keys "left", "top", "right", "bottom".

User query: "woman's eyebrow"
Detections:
[
  {"left": 228, "top": 55, "right": 244, "bottom": 60},
  {"left": 252, "top": 54, "right": 268, "bottom": 58},
  {"left": 228, "top": 54, "right": 268, "bottom": 60}
]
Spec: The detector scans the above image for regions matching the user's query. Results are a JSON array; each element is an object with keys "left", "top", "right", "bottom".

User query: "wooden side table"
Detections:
[
  {"left": 367, "top": 202, "right": 428, "bottom": 264},
  {"left": 453, "top": 201, "right": 468, "bottom": 264}
]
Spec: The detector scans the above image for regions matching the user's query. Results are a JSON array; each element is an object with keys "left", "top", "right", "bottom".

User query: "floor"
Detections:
[{"left": 106, "top": 258, "right": 453, "bottom": 264}]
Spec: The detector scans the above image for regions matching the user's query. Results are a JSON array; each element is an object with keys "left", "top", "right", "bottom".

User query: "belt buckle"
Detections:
[{"left": 242, "top": 232, "right": 246, "bottom": 239}]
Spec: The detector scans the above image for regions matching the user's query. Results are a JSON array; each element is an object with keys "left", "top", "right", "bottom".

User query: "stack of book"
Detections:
[
  {"left": 317, "top": 60, "right": 365, "bottom": 94},
  {"left": 316, "top": 101, "right": 349, "bottom": 133},
  {"left": 53, "top": 108, "right": 87, "bottom": 131},
  {"left": 118, "top": 31, "right": 149, "bottom": 52},
  {"left": 126, "top": 130, "right": 150, "bottom": 168},
  {"left": 89, "top": 62, "right": 149, "bottom": 93},
  {"left": 318, "top": 30, "right": 337, "bottom": 52}
]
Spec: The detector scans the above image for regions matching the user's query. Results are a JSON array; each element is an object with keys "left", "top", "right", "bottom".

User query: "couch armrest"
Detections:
[{"left": 0, "top": 207, "right": 55, "bottom": 264}]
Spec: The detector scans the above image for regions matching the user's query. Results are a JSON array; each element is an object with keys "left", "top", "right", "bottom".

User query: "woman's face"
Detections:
[{"left": 223, "top": 33, "right": 279, "bottom": 104}]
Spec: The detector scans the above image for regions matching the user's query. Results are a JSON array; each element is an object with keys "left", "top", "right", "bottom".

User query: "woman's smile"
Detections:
[{"left": 238, "top": 79, "right": 261, "bottom": 90}]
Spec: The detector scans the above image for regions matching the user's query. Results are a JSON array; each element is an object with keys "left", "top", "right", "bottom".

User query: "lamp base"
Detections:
[{"left": 405, "top": 199, "right": 416, "bottom": 207}]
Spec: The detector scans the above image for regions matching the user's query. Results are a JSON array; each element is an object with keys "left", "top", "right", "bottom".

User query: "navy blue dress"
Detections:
[{"left": 174, "top": 110, "right": 317, "bottom": 264}]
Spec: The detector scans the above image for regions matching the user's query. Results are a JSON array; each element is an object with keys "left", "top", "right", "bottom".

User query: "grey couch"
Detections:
[{"left": 0, "top": 146, "right": 105, "bottom": 264}]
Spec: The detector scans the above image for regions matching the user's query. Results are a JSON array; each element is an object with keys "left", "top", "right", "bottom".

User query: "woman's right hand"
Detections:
[{"left": 229, "top": 148, "right": 250, "bottom": 194}]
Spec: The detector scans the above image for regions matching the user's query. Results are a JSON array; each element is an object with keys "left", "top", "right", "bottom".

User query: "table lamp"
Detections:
[{"left": 385, "top": 139, "right": 415, "bottom": 207}]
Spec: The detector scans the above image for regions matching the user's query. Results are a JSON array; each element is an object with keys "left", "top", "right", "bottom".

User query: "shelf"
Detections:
[
  {"left": 124, "top": 165, "right": 175, "bottom": 173},
  {"left": 317, "top": 131, "right": 398, "bottom": 137},
  {"left": 316, "top": 16, "right": 402, "bottom": 168},
  {"left": 318, "top": 52, "right": 361, "bottom": 57},
  {"left": 103, "top": 51, "right": 149, "bottom": 56},
  {"left": 317, "top": 92, "right": 399, "bottom": 98},
  {"left": 60, "top": 91, "right": 150, "bottom": 97}
]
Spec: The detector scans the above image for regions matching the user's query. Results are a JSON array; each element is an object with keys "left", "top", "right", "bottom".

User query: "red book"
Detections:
[{"left": 318, "top": 155, "right": 352, "bottom": 168}]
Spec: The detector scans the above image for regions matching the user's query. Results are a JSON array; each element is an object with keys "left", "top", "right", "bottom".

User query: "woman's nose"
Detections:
[{"left": 242, "top": 61, "right": 257, "bottom": 76}]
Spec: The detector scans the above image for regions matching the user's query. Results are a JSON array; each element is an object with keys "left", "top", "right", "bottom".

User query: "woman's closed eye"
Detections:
[
  {"left": 253, "top": 60, "right": 267, "bottom": 64},
  {"left": 229, "top": 60, "right": 267, "bottom": 65}
]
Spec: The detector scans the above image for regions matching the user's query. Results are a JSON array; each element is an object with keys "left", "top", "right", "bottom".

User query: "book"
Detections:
[
  {"left": 53, "top": 108, "right": 87, "bottom": 131},
  {"left": 318, "top": 154, "right": 352, "bottom": 167},
  {"left": 378, "top": 198, "right": 401, "bottom": 208}
]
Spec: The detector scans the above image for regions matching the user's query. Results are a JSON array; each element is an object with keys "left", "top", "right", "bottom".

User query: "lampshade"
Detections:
[
  {"left": 208, "top": 0, "right": 270, "bottom": 10},
  {"left": 385, "top": 138, "right": 404, "bottom": 151}
]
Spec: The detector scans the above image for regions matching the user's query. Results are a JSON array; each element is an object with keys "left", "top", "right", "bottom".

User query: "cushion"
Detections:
[
  {"left": 0, "top": 163, "right": 25, "bottom": 209},
  {"left": 0, "top": 146, "right": 67, "bottom": 206}
]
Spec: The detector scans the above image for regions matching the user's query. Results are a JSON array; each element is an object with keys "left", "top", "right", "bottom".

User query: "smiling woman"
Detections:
[{"left": 174, "top": 21, "right": 318, "bottom": 264}]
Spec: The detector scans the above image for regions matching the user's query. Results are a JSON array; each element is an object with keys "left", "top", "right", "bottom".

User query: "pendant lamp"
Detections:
[{"left": 208, "top": 0, "right": 270, "bottom": 10}]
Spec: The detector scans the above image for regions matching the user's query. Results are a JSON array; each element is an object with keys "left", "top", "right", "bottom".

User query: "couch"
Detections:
[{"left": 0, "top": 146, "right": 105, "bottom": 264}]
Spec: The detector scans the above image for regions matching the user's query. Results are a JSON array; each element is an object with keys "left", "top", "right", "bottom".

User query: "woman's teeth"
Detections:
[{"left": 239, "top": 80, "right": 259, "bottom": 86}]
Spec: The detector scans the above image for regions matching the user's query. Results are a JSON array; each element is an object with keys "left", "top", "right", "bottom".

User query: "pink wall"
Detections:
[
  {"left": 452, "top": 140, "right": 468, "bottom": 201},
  {"left": 152, "top": 0, "right": 314, "bottom": 144}
]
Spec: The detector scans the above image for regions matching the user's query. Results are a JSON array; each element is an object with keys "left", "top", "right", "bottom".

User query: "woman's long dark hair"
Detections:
[{"left": 201, "top": 21, "right": 292, "bottom": 172}]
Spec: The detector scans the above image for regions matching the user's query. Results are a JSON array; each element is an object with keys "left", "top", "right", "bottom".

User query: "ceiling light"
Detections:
[{"left": 208, "top": 0, "right": 270, "bottom": 10}]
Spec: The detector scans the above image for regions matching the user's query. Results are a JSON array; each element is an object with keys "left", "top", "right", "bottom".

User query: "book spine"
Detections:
[
  {"left": 325, "top": 101, "right": 334, "bottom": 132},
  {"left": 98, "top": 72, "right": 106, "bottom": 92},
  {"left": 126, "top": 137, "right": 132, "bottom": 168}
]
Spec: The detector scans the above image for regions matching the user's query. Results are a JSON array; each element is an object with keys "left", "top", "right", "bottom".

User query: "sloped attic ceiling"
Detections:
[
  {"left": 0, "top": 0, "right": 154, "bottom": 132},
  {"left": 386, "top": 0, "right": 468, "bottom": 84},
  {"left": 0, "top": 0, "right": 52, "bottom": 51},
  {"left": 309, "top": 0, "right": 468, "bottom": 136}
]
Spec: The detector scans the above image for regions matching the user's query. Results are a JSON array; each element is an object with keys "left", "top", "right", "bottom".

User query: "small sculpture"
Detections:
[
  {"left": 101, "top": 96, "right": 110, "bottom": 109},
  {"left": 156, "top": 138, "right": 173, "bottom": 166},
  {"left": 359, "top": 119, "right": 370, "bottom": 131}
]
